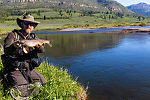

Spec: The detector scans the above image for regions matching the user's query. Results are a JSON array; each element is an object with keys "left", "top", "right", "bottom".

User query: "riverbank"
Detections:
[{"left": 1, "top": 27, "right": 150, "bottom": 36}]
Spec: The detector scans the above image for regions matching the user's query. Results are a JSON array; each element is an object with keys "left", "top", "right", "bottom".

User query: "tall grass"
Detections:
[
  {"left": 36, "top": 62, "right": 87, "bottom": 100},
  {"left": 0, "top": 49, "right": 87, "bottom": 100}
]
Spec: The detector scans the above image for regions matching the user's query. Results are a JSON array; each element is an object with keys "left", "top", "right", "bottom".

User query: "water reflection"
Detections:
[
  {"left": 38, "top": 33, "right": 130, "bottom": 59},
  {"left": 37, "top": 32, "right": 150, "bottom": 100}
]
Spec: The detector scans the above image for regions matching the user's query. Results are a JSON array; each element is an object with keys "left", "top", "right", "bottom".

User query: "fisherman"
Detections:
[{"left": 2, "top": 14, "right": 46, "bottom": 97}]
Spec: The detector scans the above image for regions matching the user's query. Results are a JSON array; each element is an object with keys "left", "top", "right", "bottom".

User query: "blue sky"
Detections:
[{"left": 114, "top": 0, "right": 150, "bottom": 6}]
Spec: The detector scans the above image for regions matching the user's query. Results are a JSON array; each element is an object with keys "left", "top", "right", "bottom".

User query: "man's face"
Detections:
[{"left": 22, "top": 21, "right": 36, "bottom": 34}]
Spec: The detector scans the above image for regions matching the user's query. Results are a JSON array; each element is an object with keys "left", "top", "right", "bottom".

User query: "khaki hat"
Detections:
[{"left": 17, "top": 14, "right": 40, "bottom": 28}]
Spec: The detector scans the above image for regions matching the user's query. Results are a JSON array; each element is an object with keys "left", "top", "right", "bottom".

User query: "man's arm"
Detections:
[{"left": 4, "top": 32, "right": 16, "bottom": 55}]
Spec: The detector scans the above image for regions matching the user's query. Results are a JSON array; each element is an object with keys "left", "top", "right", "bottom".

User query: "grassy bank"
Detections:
[
  {"left": 0, "top": 10, "right": 149, "bottom": 34},
  {"left": 0, "top": 50, "right": 87, "bottom": 100},
  {"left": 0, "top": 20, "right": 148, "bottom": 35}
]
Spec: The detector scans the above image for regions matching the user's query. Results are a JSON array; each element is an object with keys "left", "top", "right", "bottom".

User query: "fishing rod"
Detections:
[{"left": 0, "top": 11, "right": 28, "bottom": 34}]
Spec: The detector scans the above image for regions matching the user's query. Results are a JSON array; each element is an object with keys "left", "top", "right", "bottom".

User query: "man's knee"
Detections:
[
  {"left": 31, "top": 69, "right": 46, "bottom": 84},
  {"left": 9, "top": 71, "right": 28, "bottom": 86}
]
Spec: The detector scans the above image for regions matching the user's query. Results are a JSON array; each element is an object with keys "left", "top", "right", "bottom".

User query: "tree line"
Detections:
[{"left": 0, "top": 7, "right": 147, "bottom": 22}]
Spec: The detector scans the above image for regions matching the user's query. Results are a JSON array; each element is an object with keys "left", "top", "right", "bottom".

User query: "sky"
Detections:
[{"left": 114, "top": 0, "right": 150, "bottom": 6}]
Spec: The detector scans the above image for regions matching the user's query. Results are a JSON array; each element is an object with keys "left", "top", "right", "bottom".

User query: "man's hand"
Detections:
[
  {"left": 13, "top": 41, "right": 22, "bottom": 48},
  {"left": 35, "top": 42, "right": 45, "bottom": 48}
]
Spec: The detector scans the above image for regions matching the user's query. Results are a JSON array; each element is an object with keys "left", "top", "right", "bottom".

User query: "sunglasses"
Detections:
[{"left": 23, "top": 21, "right": 36, "bottom": 26}]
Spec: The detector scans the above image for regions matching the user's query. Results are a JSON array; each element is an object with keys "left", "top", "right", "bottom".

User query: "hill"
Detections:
[
  {"left": 0, "top": 0, "right": 149, "bottom": 33},
  {"left": 0, "top": 0, "right": 132, "bottom": 14},
  {"left": 127, "top": 2, "right": 150, "bottom": 16},
  {"left": 96, "top": 0, "right": 132, "bottom": 14}
]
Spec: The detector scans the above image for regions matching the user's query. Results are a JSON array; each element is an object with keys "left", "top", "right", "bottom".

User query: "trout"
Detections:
[{"left": 21, "top": 39, "right": 52, "bottom": 47}]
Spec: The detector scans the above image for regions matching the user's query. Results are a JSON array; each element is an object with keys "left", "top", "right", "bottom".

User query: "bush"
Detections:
[{"left": 139, "top": 22, "right": 147, "bottom": 26}]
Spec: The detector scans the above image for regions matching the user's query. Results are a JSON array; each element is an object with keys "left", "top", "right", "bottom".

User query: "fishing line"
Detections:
[
  {"left": 43, "top": 35, "right": 51, "bottom": 81},
  {"left": 43, "top": 51, "right": 51, "bottom": 81}
]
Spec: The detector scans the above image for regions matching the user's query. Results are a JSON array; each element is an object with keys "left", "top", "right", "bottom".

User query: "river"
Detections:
[{"left": 1, "top": 26, "right": 150, "bottom": 100}]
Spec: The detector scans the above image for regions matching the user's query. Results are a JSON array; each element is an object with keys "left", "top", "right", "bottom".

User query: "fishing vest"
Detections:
[{"left": 2, "top": 30, "right": 40, "bottom": 70}]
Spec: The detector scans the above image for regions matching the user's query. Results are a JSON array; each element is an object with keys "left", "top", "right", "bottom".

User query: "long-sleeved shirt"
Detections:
[{"left": 4, "top": 29, "right": 44, "bottom": 61}]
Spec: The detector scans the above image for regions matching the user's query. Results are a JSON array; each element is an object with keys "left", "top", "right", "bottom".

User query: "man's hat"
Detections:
[{"left": 17, "top": 14, "right": 40, "bottom": 28}]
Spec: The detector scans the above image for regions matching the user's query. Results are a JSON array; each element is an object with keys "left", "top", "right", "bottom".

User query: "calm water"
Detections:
[
  {"left": 2, "top": 27, "right": 150, "bottom": 100},
  {"left": 35, "top": 30, "right": 150, "bottom": 100}
]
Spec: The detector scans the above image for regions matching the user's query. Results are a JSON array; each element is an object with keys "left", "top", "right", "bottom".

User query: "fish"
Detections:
[{"left": 20, "top": 39, "right": 52, "bottom": 47}]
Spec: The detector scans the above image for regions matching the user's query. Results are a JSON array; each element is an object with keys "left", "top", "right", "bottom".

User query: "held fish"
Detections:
[{"left": 21, "top": 39, "right": 52, "bottom": 47}]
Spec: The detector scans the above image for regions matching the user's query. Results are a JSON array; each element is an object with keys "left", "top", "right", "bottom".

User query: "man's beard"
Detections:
[{"left": 23, "top": 28, "right": 32, "bottom": 34}]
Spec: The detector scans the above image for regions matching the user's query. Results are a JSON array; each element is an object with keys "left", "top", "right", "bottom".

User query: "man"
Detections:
[{"left": 3, "top": 14, "right": 46, "bottom": 89}]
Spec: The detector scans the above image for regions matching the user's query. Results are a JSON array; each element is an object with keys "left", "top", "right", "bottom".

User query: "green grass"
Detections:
[
  {"left": 0, "top": 19, "right": 148, "bottom": 34},
  {"left": 36, "top": 62, "right": 87, "bottom": 100},
  {"left": 0, "top": 10, "right": 149, "bottom": 34},
  {"left": 0, "top": 49, "right": 87, "bottom": 100}
]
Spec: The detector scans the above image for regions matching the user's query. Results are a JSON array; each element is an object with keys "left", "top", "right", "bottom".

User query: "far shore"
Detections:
[
  {"left": 60, "top": 26, "right": 150, "bottom": 34},
  {"left": 59, "top": 27, "right": 109, "bottom": 31},
  {"left": 104, "top": 28, "right": 150, "bottom": 34},
  {"left": 0, "top": 26, "right": 150, "bottom": 35}
]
